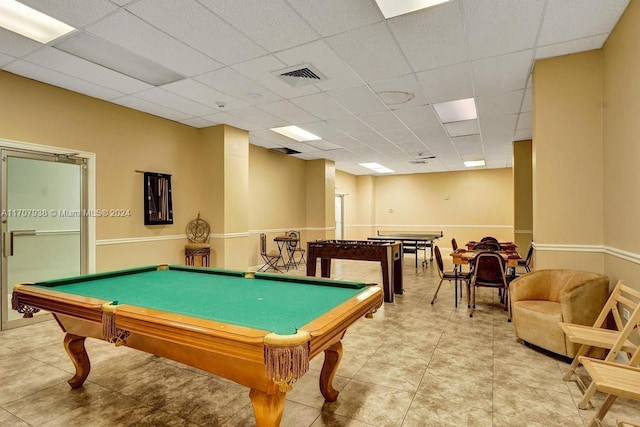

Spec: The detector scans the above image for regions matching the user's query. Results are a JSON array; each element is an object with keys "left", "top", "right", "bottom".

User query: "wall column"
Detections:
[
  {"left": 305, "top": 159, "right": 335, "bottom": 241},
  {"left": 532, "top": 51, "right": 604, "bottom": 271},
  {"left": 199, "top": 125, "right": 249, "bottom": 269},
  {"left": 513, "top": 140, "right": 533, "bottom": 263}
]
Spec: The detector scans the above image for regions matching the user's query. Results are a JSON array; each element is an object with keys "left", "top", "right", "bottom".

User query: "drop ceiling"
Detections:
[{"left": 0, "top": 0, "right": 630, "bottom": 175}]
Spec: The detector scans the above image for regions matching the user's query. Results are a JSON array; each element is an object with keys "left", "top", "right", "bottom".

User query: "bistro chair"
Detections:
[
  {"left": 559, "top": 280, "right": 640, "bottom": 409},
  {"left": 431, "top": 246, "right": 469, "bottom": 305},
  {"left": 287, "top": 230, "right": 306, "bottom": 266},
  {"left": 468, "top": 251, "right": 510, "bottom": 320},
  {"left": 258, "top": 233, "right": 283, "bottom": 273},
  {"left": 451, "top": 238, "right": 458, "bottom": 251}
]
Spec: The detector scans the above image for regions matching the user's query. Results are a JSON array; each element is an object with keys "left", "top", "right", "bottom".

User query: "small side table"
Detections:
[{"left": 185, "top": 243, "right": 211, "bottom": 267}]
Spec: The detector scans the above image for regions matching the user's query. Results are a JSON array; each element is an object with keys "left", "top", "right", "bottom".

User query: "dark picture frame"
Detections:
[{"left": 144, "top": 172, "right": 173, "bottom": 225}]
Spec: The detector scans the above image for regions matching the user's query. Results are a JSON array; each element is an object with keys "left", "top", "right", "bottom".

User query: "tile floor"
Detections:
[{"left": 1, "top": 257, "right": 638, "bottom": 426}]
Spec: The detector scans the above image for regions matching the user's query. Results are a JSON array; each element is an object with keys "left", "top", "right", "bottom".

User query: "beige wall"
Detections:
[
  {"left": 532, "top": 50, "right": 605, "bottom": 271},
  {"left": 530, "top": 0, "right": 640, "bottom": 288},
  {"left": 0, "top": 71, "right": 201, "bottom": 271},
  {"left": 602, "top": 0, "right": 640, "bottom": 286},
  {"left": 335, "top": 168, "right": 514, "bottom": 248}
]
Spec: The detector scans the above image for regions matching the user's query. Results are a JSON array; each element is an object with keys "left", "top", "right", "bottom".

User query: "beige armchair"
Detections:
[{"left": 510, "top": 270, "right": 609, "bottom": 358}]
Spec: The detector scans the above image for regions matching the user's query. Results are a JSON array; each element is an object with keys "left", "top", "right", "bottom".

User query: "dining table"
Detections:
[{"left": 450, "top": 249, "right": 522, "bottom": 308}]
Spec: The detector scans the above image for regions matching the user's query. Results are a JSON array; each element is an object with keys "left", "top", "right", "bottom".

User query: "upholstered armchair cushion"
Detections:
[{"left": 510, "top": 270, "right": 609, "bottom": 357}]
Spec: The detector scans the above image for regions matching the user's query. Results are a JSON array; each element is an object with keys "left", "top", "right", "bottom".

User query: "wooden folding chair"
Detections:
[
  {"left": 559, "top": 280, "right": 640, "bottom": 409},
  {"left": 579, "top": 343, "right": 640, "bottom": 427}
]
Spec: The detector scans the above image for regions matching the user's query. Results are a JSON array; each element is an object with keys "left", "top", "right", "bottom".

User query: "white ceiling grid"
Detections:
[{"left": 0, "top": 0, "right": 631, "bottom": 175}]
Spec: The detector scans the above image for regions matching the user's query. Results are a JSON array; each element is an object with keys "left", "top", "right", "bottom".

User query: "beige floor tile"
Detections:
[{"left": 2, "top": 258, "right": 635, "bottom": 426}]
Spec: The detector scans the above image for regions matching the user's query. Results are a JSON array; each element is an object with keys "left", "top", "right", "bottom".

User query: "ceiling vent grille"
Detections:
[{"left": 274, "top": 63, "right": 327, "bottom": 87}]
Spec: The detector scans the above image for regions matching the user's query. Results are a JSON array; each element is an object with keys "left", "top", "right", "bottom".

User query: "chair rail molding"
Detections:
[{"left": 534, "top": 243, "right": 640, "bottom": 265}]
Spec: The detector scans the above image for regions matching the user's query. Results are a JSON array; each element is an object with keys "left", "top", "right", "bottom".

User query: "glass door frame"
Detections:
[{"left": 0, "top": 141, "right": 96, "bottom": 330}]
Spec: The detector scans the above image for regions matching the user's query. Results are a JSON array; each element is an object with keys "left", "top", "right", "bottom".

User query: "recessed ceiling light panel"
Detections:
[
  {"left": 374, "top": 0, "right": 450, "bottom": 19},
  {"left": 54, "top": 32, "right": 184, "bottom": 86},
  {"left": 0, "top": 0, "right": 75, "bottom": 43},
  {"left": 464, "top": 160, "right": 486, "bottom": 168},
  {"left": 433, "top": 98, "right": 478, "bottom": 123},
  {"left": 271, "top": 125, "right": 321, "bottom": 142},
  {"left": 359, "top": 162, "right": 394, "bottom": 174}
]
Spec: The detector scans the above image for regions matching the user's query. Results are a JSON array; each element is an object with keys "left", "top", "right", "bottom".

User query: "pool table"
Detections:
[{"left": 11, "top": 264, "right": 382, "bottom": 427}]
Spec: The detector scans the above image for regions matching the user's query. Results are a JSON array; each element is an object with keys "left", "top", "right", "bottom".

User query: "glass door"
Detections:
[{"left": 1, "top": 150, "right": 86, "bottom": 329}]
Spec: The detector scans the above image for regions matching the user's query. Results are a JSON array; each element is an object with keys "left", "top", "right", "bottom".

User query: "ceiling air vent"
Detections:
[
  {"left": 269, "top": 147, "right": 301, "bottom": 155},
  {"left": 274, "top": 63, "right": 327, "bottom": 87}
]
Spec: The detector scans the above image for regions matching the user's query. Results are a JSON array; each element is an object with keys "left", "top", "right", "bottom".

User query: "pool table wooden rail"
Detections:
[{"left": 12, "top": 275, "right": 382, "bottom": 427}]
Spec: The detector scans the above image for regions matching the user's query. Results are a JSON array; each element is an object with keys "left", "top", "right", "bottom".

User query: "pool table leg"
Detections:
[
  {"left": 319, "top": 341, "right": 342, "bottom": 402},
  {"left": 63, "top": 333, "right": 91, "bottom": 389},
  {"left": 249, "top": 388, "right": 286, "bottom": 427}
]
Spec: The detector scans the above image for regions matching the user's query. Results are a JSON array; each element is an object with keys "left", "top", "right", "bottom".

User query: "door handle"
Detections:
[{"left": 8, "top": 230, "right": 36, "bottom": 256}]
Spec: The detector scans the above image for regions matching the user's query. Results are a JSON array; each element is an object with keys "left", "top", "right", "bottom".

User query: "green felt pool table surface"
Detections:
[{"left": 32, "top": 265, "right": 369, "bottom": 335}]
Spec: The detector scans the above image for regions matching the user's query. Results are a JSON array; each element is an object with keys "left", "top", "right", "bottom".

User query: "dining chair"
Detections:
[
  {"left": 480, "top": 236, "right": 500, "bottom": 245},
  {"left": 431, "top": 246, "right": 469, "bottom": 305},
  {"left": 258, "top": 233, "right": 283, "bottom": 273},
  {"left": 559, "top": 280, "right": 640, "bottom": 409},
  {"left": 451, "top": 238, "right": 458, "bottom": 251},
  {"left": 468, "top": 251, "right": 510, "bottom": 320},
  {"left": 518, "top": 242, "right": 534, "bottom": 273},
  {"left": 287, "top": 230, "right": 306, "bottom": 266},
  {"left": 472, "top": 241, "right": 500, "bottom": 251}
]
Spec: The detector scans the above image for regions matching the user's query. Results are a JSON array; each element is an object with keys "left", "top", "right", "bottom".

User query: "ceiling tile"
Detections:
[
  {"left": 111, "top": 94, "right": 191, "bottom": 121},
  {"left": 0, "top": 52, "right": 13, "bottom": 67},
  {"left": 412, "top": 125, "right": 450, "bottom": 144},
  {"left": 444, "top": 119, "right": 479, "bottom": 137},
  {"left": 356, "top": 133, "right": 393, "bottom": 147},
  {"left": 24, "top": 47, "right": 152, "bottom": 94},
  {"left": 535, "top": 34, "right": 608, "bottom": 60},
  {"left": 200, "top": 112, "right": 261, "bottom": 131},
  {"left": 286, "top": 0, "right": 383, "bottom": 37},
  {"left": 538, "top": 0, "right": 630, "bottom": 46},
  {"left": 463, "top": 0, "right": 545, "bottom": 59},
  {"left": 326, "top": 22, "right": 412, "bottom": 82},
  {"left": 87, "top": 11, "right": 221, "bottom": 77},
  {"left": 274, "top": 40, "right": 363, "bottom": 91},
  {"left": 296, "top": 121, "right": 346, "bottom": 139},
  {"left": 127, "top": 0, "right": 267, "bottom": 65},
  {"left": 327, "top": 117, "right": 375, "bottom": 137},
  {"left": 479, "top": 115, "right": 518, "bottom": 142},
  {"left": 304, "top": 139, "right": 343, "bottom": 151},
  {"left": 387, "top": 2, "right": 467, "bottom": 72},
  {"left": 472, "top": 50, "right": 533, "bottom": 95},
  {"left": 199, "top": 0, "right": 319, "bottom": 52},
  {"left": 257, "top": 100, "right": 319, "bottom": 124},
  {"left": 290, "top": 93, "right": 351, "bottom": 120},
  {"left": 516, "top": 112, "right": 532, "bottom": 130},
  {"left": 0, "top": 28, "right": 42, "bottom": 57},
  {"left": 20, "top": 0, "right": 119, "bottom": 28},
  {"left": 368, "top": 74, "right": 429, "bottom": 110},
  {"left": 476, "top": 90, "right": 524, "bottom": 117},
  {"left": 416, "top": 62, "right": 474, "bottom": 104},
  {"left": 358, "top": 111, "right": 405, "bottom": 132},
  {"left": 181, "top": 116, "right": 220, "bottom": 128},
  {"left": 135, "top": 87, "right": 218, "bottom": 116},
  {"left": 327, "top": 85, "right": 387, "bottom": 115},
  {"left": 162, "top": 79, "right": 248, "bottom": 111},
  {"left": 521, "top": 88, "right": 532, "bottom": 113},
  {"left": 380, "top": 128, "right": 421, "bottom": 145},
  {"left": 232, "top": 55, "right": 319, "bottom": 99},
  {"left": 5, "top": 60, "right": 124, "bottom": 100},
  {"left": 196, "top": 67, "right": 281, "bottom": 105},
  {"left": 324, "top": 136, "right": 365, "bottom": 150},
  {"left": 227, "top": 107, "right": 288, "bottom": 129},
  {"left": 394, "top": 105, "right": 441, "bottom": 129},
  {"left": 514, "top": 129, "right": 533, "bottom": 141}
]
